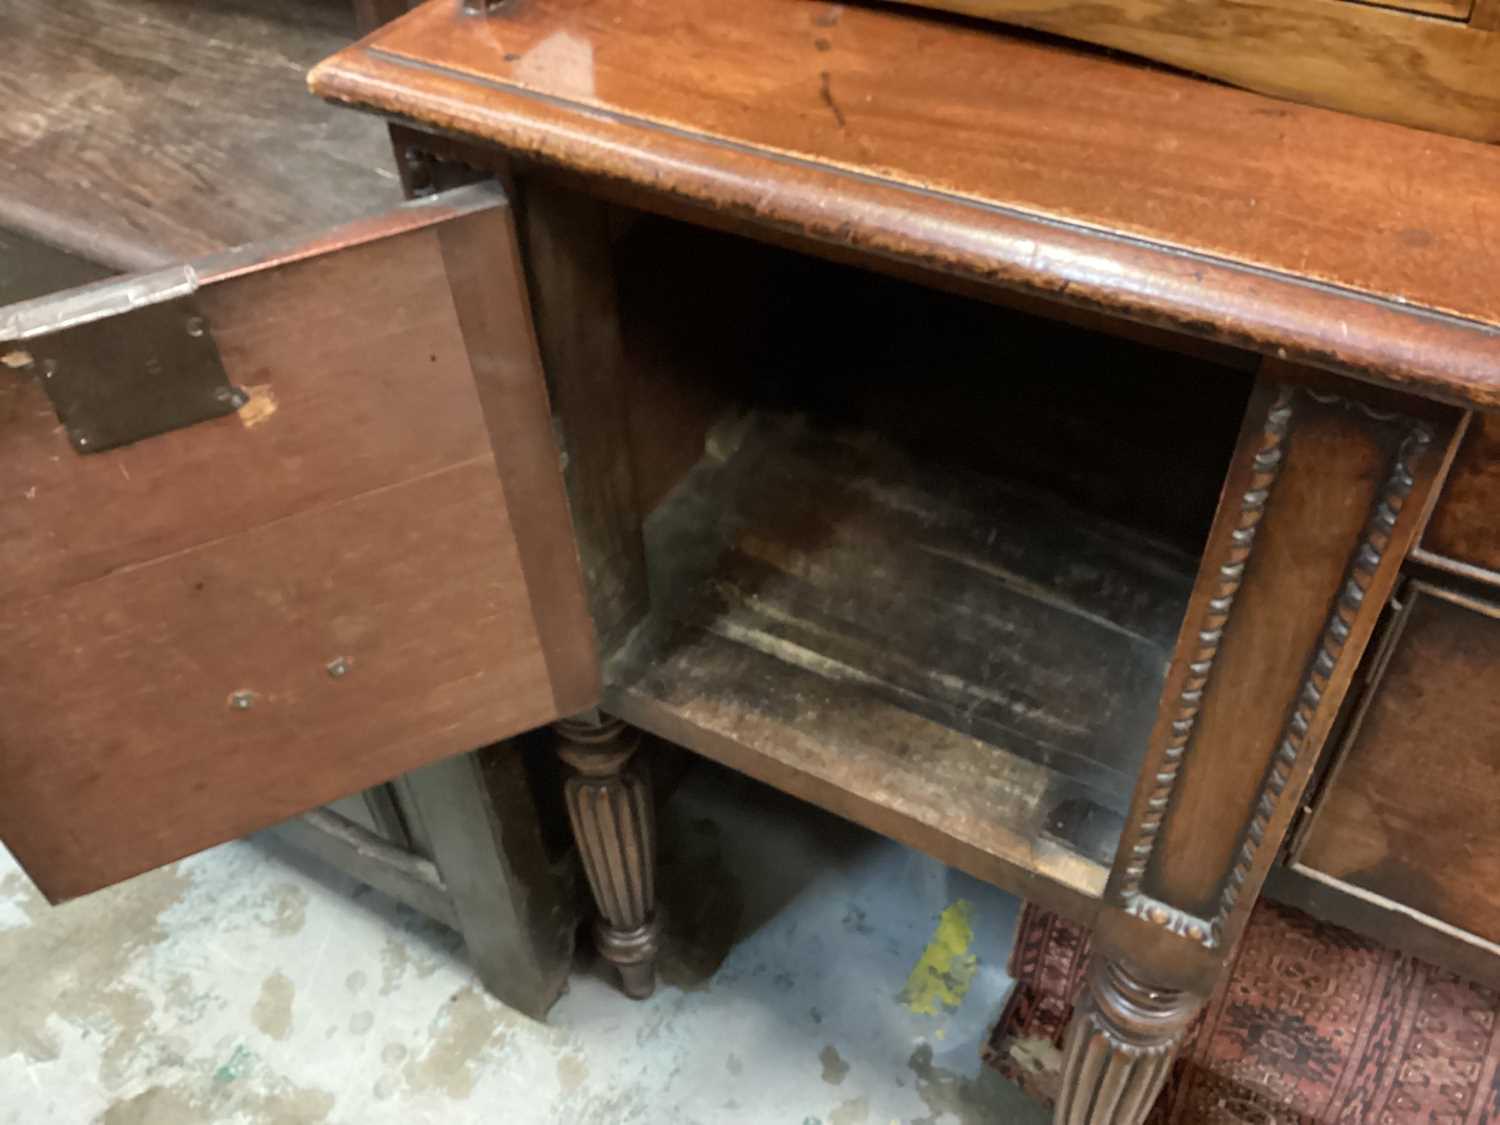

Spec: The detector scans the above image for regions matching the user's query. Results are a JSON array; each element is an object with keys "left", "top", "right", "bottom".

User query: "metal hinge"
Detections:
[{"left": 0, "top": 267, "right": 246, "bottom": 454}]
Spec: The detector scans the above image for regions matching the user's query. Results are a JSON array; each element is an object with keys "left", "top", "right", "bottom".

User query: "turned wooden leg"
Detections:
[
  {"left": 554, "top": 714, "right": 659, "bottom": 998},
  {"left": 1054, "top": 956, "right": 1201, "bottom": 1125}
]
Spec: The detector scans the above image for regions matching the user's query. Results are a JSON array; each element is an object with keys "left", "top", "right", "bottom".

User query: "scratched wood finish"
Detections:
[
  {"left": 606, "top": 409, "right": 1200, "bottom": 921},
  {"left": 0, "top": 0, "right": 400, "bottom": 269},
  {"left": 1420, "top": 413, "right": 1500, "bottom": 581},
  {"left": 0, "top": 190, "right": 593, "bottom": 900},
  {"left": 610, "top": 624, "right": 1114, "bottom": 921},
  {"left": 894, "top": 0, "right": 1496, "bottom": 140},
  {"left": 4, "top": 224, "right": 478, "bottom": 604},
  {"left": 1098, "top": 378, "right": 1455, "bottom": 991},
  {"left": 1297, "top": 584, "right": 1500, "bottom": 946},
  {"left": 310, "top": 0, "right": 1500, "bottom": 408}
]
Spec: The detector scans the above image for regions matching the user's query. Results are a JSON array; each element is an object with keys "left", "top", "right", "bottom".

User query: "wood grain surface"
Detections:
[
  {"left": 2, "top": 228, "right": 481, "bottom": 604},
  {"left": 1298, "top": 584, "right": 1500, "bottom": 946},
  {"left": 1099, "top": 379, "right": 1455, "bottom": 991},
  {"left": 1420, "top": 412, "right": 1500, "bottom": 579},
  {"left": 607, "top": 408, "right": 1200, "bottom": 923},
  {"left": 1267, "top": 863, "right": 1500, "bottom": 990},
  {"left": 610, "top": 622, "right": 1114, "bottom": 922},
  {"left": 894, "top": 0, "right": 1497, "bottom": 140},
  {"left": 516, "top": 183, "right": 649, "bottom": 656},
  {"left": 1142, "top": 394, "right": 1400, "bottom": 912},
  {"left": 0, "top": 0, "right": 401, "bottom": 268},
  {"left": 310, "top": 0, "right": 1500, "bottom": 409},
  {"left": 0, "top": 189, "right": 592, "bottom": 900},
  {"left": 436, "top": 201, "right": 600, "bottom": 718},
  {"left": 1379, "top": 0, "right": 1472, "bottom": 20},
  {"left": 0, "top": 461, "right": 554, "bottom": 902}
]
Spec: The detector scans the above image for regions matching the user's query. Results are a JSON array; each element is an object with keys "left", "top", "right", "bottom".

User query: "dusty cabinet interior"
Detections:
[{"left": 596, "top": 213, "right": 1257, "bottom": 914}]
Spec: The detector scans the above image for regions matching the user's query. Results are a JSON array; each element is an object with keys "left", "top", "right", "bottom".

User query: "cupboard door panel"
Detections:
[{"left": 0, "top": 184, "right": 595, "bottom": 900}]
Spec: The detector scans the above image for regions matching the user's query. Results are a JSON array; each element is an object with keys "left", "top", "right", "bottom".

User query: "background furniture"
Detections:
[{"left": 890, "top": 0, "right": 1500, "bottom": 142}]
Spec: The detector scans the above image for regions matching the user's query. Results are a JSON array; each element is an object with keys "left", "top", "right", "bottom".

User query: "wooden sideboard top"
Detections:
[{"left": 311, "top": 0, "right": 1500, "bottom": 408}]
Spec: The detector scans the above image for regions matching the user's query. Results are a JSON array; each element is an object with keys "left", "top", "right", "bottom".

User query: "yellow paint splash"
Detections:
[{"left": 900, "top": 901, "right": 978, "bottom": 1015}]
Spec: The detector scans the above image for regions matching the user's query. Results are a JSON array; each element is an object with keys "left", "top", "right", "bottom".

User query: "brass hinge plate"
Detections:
[{"left": 1, "top": 267, "right": 246, "bottom": 454}]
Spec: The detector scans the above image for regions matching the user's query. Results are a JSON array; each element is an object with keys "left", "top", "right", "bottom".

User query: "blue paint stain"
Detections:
[{"left": 214, "top": 1044, "right": 253, "bottom": 1084}]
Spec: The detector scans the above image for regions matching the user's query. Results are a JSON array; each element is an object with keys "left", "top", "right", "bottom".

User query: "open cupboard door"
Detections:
[{"left": 0, "top": 183, "right": 597, "bottom": 902}]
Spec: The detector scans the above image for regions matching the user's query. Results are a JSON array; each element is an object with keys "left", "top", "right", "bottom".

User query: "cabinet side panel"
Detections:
[{"left": 1298, "top": 587, "right": 1500, "bottom": 946}]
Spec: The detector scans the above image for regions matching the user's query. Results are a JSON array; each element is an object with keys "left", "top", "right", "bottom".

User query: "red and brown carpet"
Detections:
[{"left": 984, "top": 899, "right": 1500, "bottom": 1123}]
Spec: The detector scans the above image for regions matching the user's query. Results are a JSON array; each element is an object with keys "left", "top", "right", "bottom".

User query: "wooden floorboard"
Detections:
[{"left": 0, "top": 0, "right": 401, "bottom": 268}]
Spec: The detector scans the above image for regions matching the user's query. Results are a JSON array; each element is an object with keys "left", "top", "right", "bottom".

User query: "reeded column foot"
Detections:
[
  {"left": 555, "top": 714, "right": 659, "bottom": 999},
  {"left": 1054, "top": 957, "right": 1201, "bottom": 1125}
]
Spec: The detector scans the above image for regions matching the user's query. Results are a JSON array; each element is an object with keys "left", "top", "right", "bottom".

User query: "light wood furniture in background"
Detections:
[
  {"left": 892, "top": 0, "right": 1500, "bottom": 142},
  {"left": 3, "top": 1, "right": 1500, "bottom": 1119}
]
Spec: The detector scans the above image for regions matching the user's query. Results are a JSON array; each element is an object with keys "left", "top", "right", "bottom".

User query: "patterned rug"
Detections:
[{"left": 983, "top": 899, "right": 1500, "bottom": 1123}]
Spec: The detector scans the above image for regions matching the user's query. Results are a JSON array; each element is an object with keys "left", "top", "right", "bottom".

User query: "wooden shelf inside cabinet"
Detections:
[{"left": 605, "top": 412, "right": 1196, "bottom": 918}]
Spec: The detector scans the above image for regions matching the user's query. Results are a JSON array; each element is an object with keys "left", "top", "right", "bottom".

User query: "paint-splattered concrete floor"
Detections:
[{"left": 0, "top": 762, "right": 1048, "bottom": 1124}]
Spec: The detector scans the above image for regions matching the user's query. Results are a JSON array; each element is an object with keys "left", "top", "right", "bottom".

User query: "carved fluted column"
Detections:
[
  {"left": 554, "top": 714, "right": 659, "bottom": 998},
  {"left": 1054, "top": 957, "right": 1201, "bottom": 1125}
]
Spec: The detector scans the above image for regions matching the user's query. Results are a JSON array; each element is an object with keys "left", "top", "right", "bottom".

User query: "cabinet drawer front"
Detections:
[
  {"left": 1298, "top": 583, "right": 1500, "bottom": 945},
  {"left": 0, "top": 185, "right": 595, "bottom": 901}
]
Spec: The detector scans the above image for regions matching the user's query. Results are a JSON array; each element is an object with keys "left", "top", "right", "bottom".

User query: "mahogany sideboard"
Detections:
[{"left": 4, "top": 0, "right": 1500, "bottom": 1120}]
